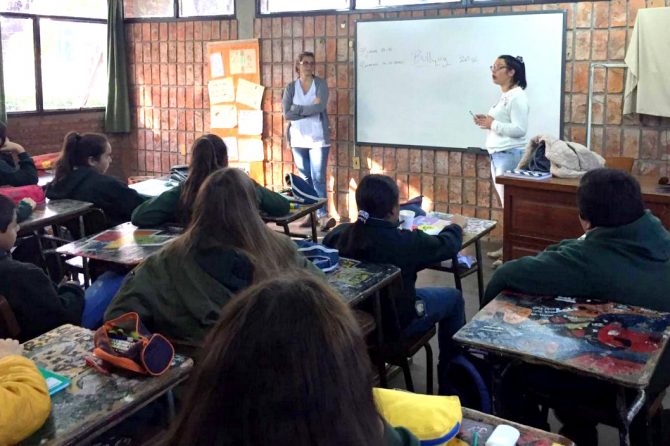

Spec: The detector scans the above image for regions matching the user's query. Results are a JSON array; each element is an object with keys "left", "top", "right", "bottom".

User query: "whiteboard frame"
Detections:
[{"left": 354, "top": 11, "right": 567, "bottom": 152}]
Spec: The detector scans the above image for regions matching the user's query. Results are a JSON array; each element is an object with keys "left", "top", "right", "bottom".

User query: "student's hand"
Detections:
[
  {"left": 313, "top": 97, "right": 321, "bottom": 105},
  {"left": 475, "top": 115, "right": 494, "bottom": 129},
  {"left": 451, "top": 214, "right": 468, "bottom": 228},
  {"left": 0, "top": 139, "right": 26, "bottom": 154},
  {"left": 0, "top": 339, "right": 23, "bottom": 359}
]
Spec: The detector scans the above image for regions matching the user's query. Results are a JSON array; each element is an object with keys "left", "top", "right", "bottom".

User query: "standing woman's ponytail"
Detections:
[
  {"left": 498, "top": 55, "right": 527, "bottom": 89},
  {"left": 53, "top": 131, "right": 109, "bottom": 183}
]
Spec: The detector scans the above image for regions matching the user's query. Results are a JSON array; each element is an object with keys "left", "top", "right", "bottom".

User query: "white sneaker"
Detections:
[{"left": 487, "top": 248, "right": 503, "bottom": 259}]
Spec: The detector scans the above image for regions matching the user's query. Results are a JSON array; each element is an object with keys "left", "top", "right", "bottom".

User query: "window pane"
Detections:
[
  {"left": 124, "top": 0, "right": 174, "bottom": 18},
  {"left": 356, "top": 0, "right": 460, "bottom": 8},
  {"left": 180, "top": 0, "right": 234, "bottom": 17},
  {"left": 0, "top": 17, "right": 37, "bottom": 112},
  {"left": 0, "top": 0, "right": 106, "bottom": 19},
  {"left": 260, "top": 0, "right": 350, "bottom": 14},
  {"left": 40, "top": 19, "right": 107, "bottom": 110}
]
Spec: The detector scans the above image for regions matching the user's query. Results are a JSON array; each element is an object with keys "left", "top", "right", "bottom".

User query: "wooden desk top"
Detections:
[
  {"left": 56, "top": 222, "right": 181, "bottom": 266},
  {"left": 327, "top": 258, "right": 401, "bottom": 307},
  {"left": 498, "top": 174, "right": 670, "bottom": 203},
  {"left": 459, "top": 407, "right": 574, "bottom": 445},
  {"left": 19, "top": 199, "right": 93, "bottom": 235},
  {"left": 454, "top": 292, "right": 670, "bottom": 388},
  {"left": 20, "top": 324, "right": 193, "bottom": 446}
]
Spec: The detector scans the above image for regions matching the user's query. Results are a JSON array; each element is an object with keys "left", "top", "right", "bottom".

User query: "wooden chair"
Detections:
[
  {"left": 605, "top": 156, "right": 634, "bottom": 173},
  {"left": 0, "top": 295, "right": 21, "bottom": 339}
]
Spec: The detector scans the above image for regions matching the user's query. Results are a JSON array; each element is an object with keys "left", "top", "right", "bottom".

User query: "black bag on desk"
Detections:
[
  {"left": 169, "top": 165, "right": 188, "bottom": 183},
  {"left": 527, "top": 141, "right": 551, "bottom": 173}
]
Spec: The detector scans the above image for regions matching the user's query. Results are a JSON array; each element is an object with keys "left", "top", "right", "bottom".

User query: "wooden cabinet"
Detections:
[{"left": 498, "top": 175, "right": 670, "bottom": 261}]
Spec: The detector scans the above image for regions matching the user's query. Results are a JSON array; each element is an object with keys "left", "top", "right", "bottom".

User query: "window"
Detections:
[
  {"left": 259, "top": 0, "right": 350, "bottom": 14},
  {"left": 0, "top": 1, "right": 107, "bottom": 113},
  {"left": 124, "top": 0, "right": 234, "bottom": 18},
  {"left": 356, "top": 0, "right": 460, "bottom": 8}
]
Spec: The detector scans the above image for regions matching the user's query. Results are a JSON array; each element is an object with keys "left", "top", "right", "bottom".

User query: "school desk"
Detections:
[
  {"left": 454, "top": 292, "right": 670, "bottom": 446},
  {"left": 56, "top": 222, "right": 181, "bottom": 267},
  {"left": 459, "top": 407, "right": 574, "bottom": 445},
  {"left": 20, "top": 324, "right": 193, "bottom": 446},
  {"left": 128, "top": 176, "right": 177, "bottom": 198},
  {"left": 497, "top": 174, "right": 670, "bottom": 261},
  {"left": 261, "top": 197, "right": 327, "bottom": 242},
  {"left": 18, "top": 199, "right": 93, "bottom": 236},
  {"left": 37, "top": 170, "right": 54, "bottom": 187},
  {"left": 424, "top": 212, "right": 497, "bottom": 306}
]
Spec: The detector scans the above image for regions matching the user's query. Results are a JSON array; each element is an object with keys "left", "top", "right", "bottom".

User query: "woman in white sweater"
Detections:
[{"left": 474, "top": 55, "right": 529, "bottom": 261}]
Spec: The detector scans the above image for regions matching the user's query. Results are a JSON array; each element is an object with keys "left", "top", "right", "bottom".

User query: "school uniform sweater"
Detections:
[
  {"left": 130, "top": 181, "right": 290, "bottom": 227},
  {"left": 105, "top": 236, "right": 321, "bottom": 350},
  {"left": 323, "top": 219, "right": 463, "bottom": 329},
  {"left": 384, "top": 421, "right": 420, "bottom": 446},
  {"left": 0, "top": 356, "right": 51, "bottom": 445},
  {"left": 0, "top": 251, "right": 84, "bottom": 342},
  {"left": 45, "top": 167, "right": 146, "bottom": 227},
  {"left": 0, "top": 152, "right": 38, "bottom": 187}
]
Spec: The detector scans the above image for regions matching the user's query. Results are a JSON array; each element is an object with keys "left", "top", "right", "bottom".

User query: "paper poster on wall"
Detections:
[
  {"left": 211, "top": 104, "right": 238, "bottom": 129},
  {"left": 210, "top": 52, "right": 225, "bottom": 77},
  {"left": 237, "top": 138, "right": 264, "bottom": 161},
  {"left": 208, "top": 77, "right": 235, "bottom": 104},
  {"left": 223, "top": 137, "right": 239, "bottom": 160},
  {"left": 238, "top": 110, "right": 263, "bottom": 135},
  {"left": 229, "top": 49, "right": 257, "bottom": 74},
  {"left": 235, "top": 78, "right": 265, "bottom": 109}
]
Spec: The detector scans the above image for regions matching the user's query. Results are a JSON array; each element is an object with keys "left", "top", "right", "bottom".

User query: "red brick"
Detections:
[
  {"left": 168, "top": 42, "right": 177, "bottom": 64},
  {"left": 476, "top": 179, "right": 491, "bottom": 207},
  {"left": 571, "top": 94, "right": 587, "bottom": 124},
  {"left": 435, "top": 151, "right": 449, "bottom": 174},
  {"left": 304, "top": 16, "right": 314, "bottom": 37},
  {"left": 571, "top": 126, "right": 586, "bottom": 145},
  {"left": 292, "top": 17, "right": 303, "bottom": 38},
  {"left": 282, "top": 40, "right": 293, "bottom": 63},
  {"left": 314, "top": 38, "right": 326, "bottom": 63},
  {"left": 409, "top": 174, "right": 421, "bottom": 198},
  {"left": 421, "top": 176, "right": 434, "bottom": 206},
  {"left": 422, "top": 150, "right": 434, "bottom": 174},
  {"left": 396, "top": 148, "right": 409, "bottom": 172},
  {"left": 383, "top": 147, "right": 396, "bottom": 171},
  {"left": 575, "top": 2, "right": 592, "bottom": 28},
  {"left": 608, "top": 29, "right": 626, "bottom": 60},
  {"left": 628, "top": 0, "right": 646, "bottom": 27},
  {"left": 591, "top": 30, "right": 608, "bottom": 61},
  {"left": 201, "top": 21, "right": 211, "bottom": 41},
  {"left": 476, "top": 155, "right": 490, "bottom": 179},
  {"left": 449, "top": 178, "right": 462, "bottom": 204},
  {"left": 463, "top": 178, "right": 477, "bottom": 205},
  {"left": 177, "top": 22, "right": 185, "bottom": 41},
  {"left": 336, "top": 38, "right": 348, "bottom": 62},
  {"left": 337, "top": 90, "right": 349, "bottom": 115},
  {"left": 592, "top": 94, "right": 604, "bottom": 124},
  {"left": 591, "top": 127, "right": 604, "bottom": 154},
  {"left": 293, "top": 39, "right": 304, "bottom": 62},
  {"left": 326, "top": 38, "right": 337, "bottom": 63},
  {"left": 221, "top": 21, "right": 231, "bottom": 40},
  {"left": 606, "top": 95, "right": 623, "bottom": 125},
  {"left": 462, "top": 153, "right": 476, "bottom": 177},
  {"left": 315, "top": 16, "right": 326, "bottom": 36},
  {"left": 607, "top": 68, "right": 625, "bottom": 93},
  {"left": 326, "top": 15, "right": 337, "bottom": 37},
  {"left": 622, "top": 128, "right": 640, "bottom": 158},
  {"left": 574, "top": 30, "right": 591, "bottom": 60},
  {"left": 185, "top": 22, "right": 194, "bottom": 42},
  {"left": 435, "top": 177, "right": 448, "bottom": 203},
  {"left": 177, "top": 64, "right": 186, "bottom": 85},
  {"left": 593, "top": 2, "right": 609, "bottom": 28},
  {"left": 337, "top": 15, "right": 348, "bottom": 36},
  {"left": 640, "top": 129, "right": 659, "bottom": 159},
  {"left": 210, "top": 21, "right": 220, "bottom": 40},
  {"left": 605, "top": 127, "right": 622, "bottom": 156},
  {"left": 409, "top": 149, "right": 422, "bottom": 173}
]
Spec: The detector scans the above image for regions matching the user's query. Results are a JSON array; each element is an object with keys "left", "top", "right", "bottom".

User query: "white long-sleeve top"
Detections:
[{"left": 485, "top": 86, "right": 529, "bottom": 153}]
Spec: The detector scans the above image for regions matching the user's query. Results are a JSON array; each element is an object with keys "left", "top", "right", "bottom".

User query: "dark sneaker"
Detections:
[
  {"left": 319, "top": 216, "right": 336, "bottom": 232},
  {"left": 299, "top": 216, "right": 314, "bottom": 228}
]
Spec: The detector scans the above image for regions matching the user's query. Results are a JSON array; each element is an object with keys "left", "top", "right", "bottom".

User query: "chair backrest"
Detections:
[
  {"left": 605, "top": 156, "right": 634, "bottom": 173},
  {"left": 0, "top": 295, "right": 21, "bottom": 339}
]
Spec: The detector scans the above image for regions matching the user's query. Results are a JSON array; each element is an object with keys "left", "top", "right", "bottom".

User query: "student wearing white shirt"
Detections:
[
  {"left": 282, "top": 51, "right": 335, "bottom": 232},
  {"left": 474, "top": 55, "right": 529, "bottom": 262}
]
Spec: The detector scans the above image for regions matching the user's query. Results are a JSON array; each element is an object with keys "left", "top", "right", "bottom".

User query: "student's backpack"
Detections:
[
  {"left": 169, "top": 164, "right": 189, "bottom": 183},
  {"left": 442, "top": 352, "right": 492, "bottom": 414},
  {"left": 285, "top": 173, "right": 320, "bottom": 204},
  {"left": 294, "top": 239, "right": 339, "bottom": 273},
  {"left": 527, "top": 140, "right": 551, "bottom": 172},
  {"left": 0, "top": 185, "right": 46, "bottom": 205}
]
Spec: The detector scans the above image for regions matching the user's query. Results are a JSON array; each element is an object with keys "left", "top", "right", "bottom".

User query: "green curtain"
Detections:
[
  {"left": 104, "top": 0, "right": 130, "bottom": 133},
  {"left": 0, "top": 20, "right": 7, "bottom": 124}
]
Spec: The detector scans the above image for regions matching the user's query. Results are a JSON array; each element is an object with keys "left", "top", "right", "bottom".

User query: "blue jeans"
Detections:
[
  {"left": 292, "top": 146, "right": 330, "bottom": 217},
  {"left": 403, "top": 287, "right": 465, "bottom": 366},
  {"left": 490, "top": 147, "right": 524, "bottom": 206}
]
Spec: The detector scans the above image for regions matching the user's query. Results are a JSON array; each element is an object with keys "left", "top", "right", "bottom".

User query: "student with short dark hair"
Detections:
[
  {"left": 106, "top": 168, "right": 320, "bottom": 351},
  {"left": 45, "top": 132, "right": 146, "bottom": 227},
  {"left": 323, "top": 174, "right": 467, "bottom": 394},
  {"left": 0, "top": 195, "right": 84, "bottom": 342},
  {"left": 131, "top": 134, "right": 288, "bottom": 227},
  {"left": 166, "top": 274, "right": 419, "bottom": 446},
  {"left": 0, "top": 121, "right": 38, "bottom": 187}
]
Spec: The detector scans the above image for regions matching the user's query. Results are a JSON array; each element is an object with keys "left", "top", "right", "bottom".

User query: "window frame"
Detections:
[
  {"left": 123, "top": 0, "right": 235, "bottom": 23},
  {"left": 0, "top": 11, "right": 107, "bottom": 116}
]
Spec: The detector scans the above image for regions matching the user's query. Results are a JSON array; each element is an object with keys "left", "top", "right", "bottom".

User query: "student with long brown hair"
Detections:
[
  {"left": 46, "top": 132, "right": 145, "bottom": 226},
  {"left": 132, "top": 134, "right": 289, "bottom": 227},
  {"left": 105, "top": 168, "right": 320, "bottom": 350},
  {"left": 165, "top": 274, "right": 419, "bottom": 446}
]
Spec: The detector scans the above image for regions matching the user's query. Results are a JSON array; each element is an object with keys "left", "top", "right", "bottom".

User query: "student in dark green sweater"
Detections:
[
  {"left": 487, "top": 169, "right": 670, "bottom": 445},
  {"left": 131, "top": 134, "right": 288, "bottom": 227},
  {"left": 166, "top": 273, "right": 419, "bottom": 446}
]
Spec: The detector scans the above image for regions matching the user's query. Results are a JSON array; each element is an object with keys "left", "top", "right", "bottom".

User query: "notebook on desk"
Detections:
[
  {"left": 504, "top": 169, "right": 552, "bottom": 180},
  {"left": 39, "top": 367, "right": 70, "bottom": 395}
]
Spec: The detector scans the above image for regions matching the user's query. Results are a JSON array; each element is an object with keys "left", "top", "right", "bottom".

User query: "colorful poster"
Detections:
[
  {"left": 235, "top": 78, "right": 265, "bottom": 109},
  {"left": 208, "top": 77, "right": 235, "bottom": 104},
  {"left": 237, "top": 110, "right": 263, "bottom": 135},
  {"left": 211, "top": 104, "right": 238, "bottom": 129},
  {"left": 229, "top": 49, "right": 257, "bottom": 74},
  {"left": 210, "top": 52, "right": 224, "bottom": 77}
]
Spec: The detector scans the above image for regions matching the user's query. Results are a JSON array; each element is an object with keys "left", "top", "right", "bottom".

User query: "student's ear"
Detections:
[
  {"left": 87, "top": 156, "right": 98, "bottom": 167},
  {"left": 579, "top": 215, "right": 592, "bottom": 231}
]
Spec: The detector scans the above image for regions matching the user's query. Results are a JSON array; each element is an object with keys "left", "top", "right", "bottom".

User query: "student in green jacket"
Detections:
[
  {"left": 486, "top": 168, "right": 670, "bottom": 445},
  {"left": 166, "top": 273, "right": 419, "bottom": 446},
  {"left": 131, "top": 134, "right": 288, "bottom": 227},
  {"left": 105, "top": 168, "right": 320, "bottom": 352}
]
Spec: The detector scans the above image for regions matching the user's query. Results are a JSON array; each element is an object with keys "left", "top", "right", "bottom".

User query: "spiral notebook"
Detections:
[{"left": 504, "top": 169, "right": 551, "bottom": 180}]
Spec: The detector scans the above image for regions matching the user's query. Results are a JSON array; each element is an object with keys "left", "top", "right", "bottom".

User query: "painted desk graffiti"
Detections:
[
  {"left": 327, "top": 258, "right": 401, "bottom": 307},
  {"left": 18, "top": 199, "right": 93, "bottom": 235},
  {"left": 20, "top": 324, "right": 193, "bottom": 446},
  {"left": 454, "top": 292, "right": 670, "bottom": 387},
  {"left": 262, "top": 198, "right": 326, "bottom": 242}
]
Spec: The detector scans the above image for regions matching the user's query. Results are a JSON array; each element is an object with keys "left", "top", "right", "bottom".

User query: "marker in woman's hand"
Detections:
[{"left": 469, "top": 110, "right": 476, "bottom": 118}]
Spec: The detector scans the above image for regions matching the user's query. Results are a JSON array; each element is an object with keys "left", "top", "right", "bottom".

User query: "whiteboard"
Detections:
[{"left": 355, "top": 12, "right": 565, "bottom": 150}]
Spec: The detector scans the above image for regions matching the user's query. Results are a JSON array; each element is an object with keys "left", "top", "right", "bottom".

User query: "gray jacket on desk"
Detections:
[{"left": 281, "top": 76, "right": 331, "bottom": 146}]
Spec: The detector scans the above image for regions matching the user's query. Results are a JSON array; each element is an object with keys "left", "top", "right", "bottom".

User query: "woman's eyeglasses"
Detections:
[
  {"left": 490, "top": 65, "right": 508, "bottom": 72},
  {"left": 300, "top": 61, "right": 315, "bottom": 66}
]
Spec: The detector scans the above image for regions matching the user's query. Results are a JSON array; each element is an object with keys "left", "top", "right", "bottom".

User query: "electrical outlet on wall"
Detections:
[{"left": 352, "top": 156, "right": 360, "bottom": 169}]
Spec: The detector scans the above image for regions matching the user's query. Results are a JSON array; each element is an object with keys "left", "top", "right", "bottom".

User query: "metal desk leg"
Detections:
[
  {"left": 373, "top": 290, "right": 388, "bottom": 387},
  {"left": 475, "top": 239, "right": 485, "bottom": 307},
  {"left": 617, "top": 388, "right": 646, "bottom": 446},
  {"left": 310, "top": 211, "right": 318, "bottom": 241},
  {"left": 281, "top": 223, "right": 291, "bottom": 236},
  {"left": 452, "top": 256, "right": 463, "bottom": 292}
]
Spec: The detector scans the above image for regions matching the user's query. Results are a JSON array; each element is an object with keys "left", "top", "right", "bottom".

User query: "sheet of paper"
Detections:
[
  {"left": 237, "top": 110, "right": 263, "bottom": 135},
  {"left": 223, "top": 137, "right": 239, "bottom": 160},
  {"left": 235, "top": 78, "right": 265, "bottom": 109},
  {"left": 209, "top": 52, "right": 224, "bottom": 77},
  {"left": 211, "top": 104, "right": 237, "bottom": 129},
  {"left": 208, "top": 77, "right": 235, "bottom": 104},
  {"left": 229, "top": 49, "right": 257, "bottom": 74},
  {"left": 237, "top": 138, "right": 264, "bottom": 161}
]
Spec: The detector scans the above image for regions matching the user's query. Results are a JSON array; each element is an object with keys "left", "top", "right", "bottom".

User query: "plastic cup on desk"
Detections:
[{"left": 399, "top": 210, "right": 415, "bottom": 230}]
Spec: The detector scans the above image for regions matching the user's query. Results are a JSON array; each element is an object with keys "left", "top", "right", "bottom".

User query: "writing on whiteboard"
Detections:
[{"left": 358, "top": 46, "right": 479, "bottom": 71}]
